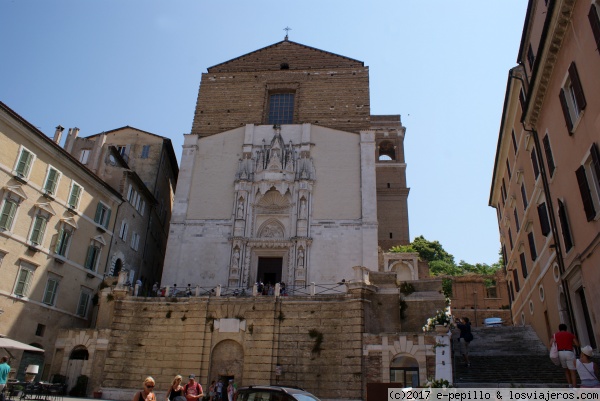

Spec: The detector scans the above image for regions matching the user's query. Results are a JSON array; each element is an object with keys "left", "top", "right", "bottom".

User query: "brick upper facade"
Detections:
[{"left": 191, "top": 40, "right": 371, "bottom": 137}]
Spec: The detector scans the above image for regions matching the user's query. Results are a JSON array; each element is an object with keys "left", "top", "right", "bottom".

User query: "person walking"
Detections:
[
  {"left": 183, "top": 374, "right": 203, "bottom": 401},
  {"left": 552, "top": 323, "right": 579, "bottom": 388},
  {"left": 456, "top": 317, "right": 473, "bottom": 367},
  {"left": 575, "top": 345, "right": 600, "bottom": 388},
  {"left": 132, "top": 377, "right": 157, "bottom": 401},
  {"left": 226, "top": 379, "right": 236, "bottom": 401},
  {"left": 166, "top": 375, "right": 184, "bottom": 401},
  {"left": 0, "top": 356, "right": 10, "bottom": 394},
  {"left": 215, "top": 380, "right": 224, "bottom": 401},
  {"left": 208, "top": 381, "right": 216, "bottom": 401}
]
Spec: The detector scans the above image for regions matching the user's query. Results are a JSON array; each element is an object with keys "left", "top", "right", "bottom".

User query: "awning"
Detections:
[{"left": 0, "top": 336, "right": 44, "bottom": 352}]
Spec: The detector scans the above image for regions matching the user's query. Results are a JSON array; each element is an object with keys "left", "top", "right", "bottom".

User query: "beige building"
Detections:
[
  {"left": 64, "top": 127, "right": 178, "bottom": 290},
  {"left": 164, "top": 39, "right": 409, "bottom": 290},
  {"left": 0, "top": 102, "right": 122, "bottom": 382},
  {"left": 490, "top": 0, "right": 600, "bottom": 349}
]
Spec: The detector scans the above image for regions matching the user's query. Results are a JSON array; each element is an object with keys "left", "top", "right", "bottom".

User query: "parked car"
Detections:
[
  {"left": 236, "top": 385, "right": 321, "bottom": 401},
  {"left": 483, "top": 317, "right": 503, "bottom": 327}
]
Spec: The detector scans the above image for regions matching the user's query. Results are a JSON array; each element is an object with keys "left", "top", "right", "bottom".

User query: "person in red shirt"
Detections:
[
  {"left": 552, "top": 324, "right": 580, "bottom": 387},
  {"left": 184, "top": 375, "right": 204, "bottom": 401}
]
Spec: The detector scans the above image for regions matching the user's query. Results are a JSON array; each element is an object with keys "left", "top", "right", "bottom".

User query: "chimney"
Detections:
[
  {"left": 53, "top": 125, "right": 65, "bottom": 144},
  {"left": 64, "top": 127, "right": 80, "bottom": 153}
]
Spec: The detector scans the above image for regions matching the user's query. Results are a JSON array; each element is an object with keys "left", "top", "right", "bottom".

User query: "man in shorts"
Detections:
[{"left": 553, "top": 324, "right": 579, "bottom": 387}]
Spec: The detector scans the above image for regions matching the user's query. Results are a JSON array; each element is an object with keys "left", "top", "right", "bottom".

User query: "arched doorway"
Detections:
[
  {"left": 390, "top": 354, "right": 419, "bottom": 387},
  {"left": 209, "top": 340, "right": 244, "bottom": 385},
  {"left": 67, "top": 346, "right": 89, "bottom": 393},
  {"left": 112, "top": 259, "right": 123, "bottom": 277}
]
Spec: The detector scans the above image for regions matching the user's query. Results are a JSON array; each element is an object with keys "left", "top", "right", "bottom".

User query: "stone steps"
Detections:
[{"left": 452, "top": 325, "right": 566, "bottom": 386}]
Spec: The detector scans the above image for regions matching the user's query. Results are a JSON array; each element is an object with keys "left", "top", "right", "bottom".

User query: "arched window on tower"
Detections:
[{"left": 378, "top": 141, "right": 396, "bottom": 161}]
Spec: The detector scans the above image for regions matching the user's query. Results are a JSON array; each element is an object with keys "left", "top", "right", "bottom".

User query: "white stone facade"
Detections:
[{"left": 163, "top": 123, "right": 378, "bottom": 289}]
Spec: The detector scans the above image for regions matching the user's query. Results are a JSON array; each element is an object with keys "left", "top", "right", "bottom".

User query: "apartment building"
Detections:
[
  {"left": 0, "top": 102, "right": 122, "bottom": 380},
  {"left": 63, "top": 127, "right": 178, "bottom": 291},
  {"left": 490, "top": 0, "right": 600, "bottom": 349}
]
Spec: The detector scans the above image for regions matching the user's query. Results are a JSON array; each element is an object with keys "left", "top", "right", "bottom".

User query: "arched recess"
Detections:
[
  {"left": 112, "top": 259, "right": 123, "bottom": 277},
  {"left": 67, "top": 346, "right": 89, "bottom": 393},
  {"left": 390, "top": 354, "right": 419, "bottom": 387},
  {"left": 378, "top": 140, "right": 396, "bottom": 161},
  {"left": 257, "top": 219, "right": 285, "bottom": 238},
  {"left": 390, "top": 262, "right": 414, "bottom": 281},
  {"left": 209, "top": 340, "right": 244, "bottom": 384}
]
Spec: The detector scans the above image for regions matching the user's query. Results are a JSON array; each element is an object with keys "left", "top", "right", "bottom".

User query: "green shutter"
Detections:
[
  {"left": 43, "top": 279, "right": 58, "bottom": 305},
  {"left": 30, "top": 216, "right": 47, "bottom": 245},
  {"left": 104, "top": 208, "right": 111, "bottom": 228},
  {"left": 55, "top": 228, "right": 65, "bottom": 254},
  {"left": 44, "top": 168, "right": 59, "bottom": 194},
  {"left": 15, "top": 269, "right": 32, "bottom": 296},
  {"left": 84, "top": 245, "right": 94, "bottom": 269},
  {"left": 94, "top": 203, "right": 103, "bottom": 224},
  {"left": 69, "top": 184, "right": 81, "bottom": 208},
  {"left": 16, "top": 149, "right": 33, "bottom": 177},
  {"left": 77, "top": 292, "right": 89, "bottom": 317},
  {"left": 0, "top": 201, "right": 17, "bottom": 230}
]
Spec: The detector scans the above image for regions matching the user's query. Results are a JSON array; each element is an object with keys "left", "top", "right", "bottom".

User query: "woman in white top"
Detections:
[{"left": 576, "top": 345, "right": 600, "bottom": 388}]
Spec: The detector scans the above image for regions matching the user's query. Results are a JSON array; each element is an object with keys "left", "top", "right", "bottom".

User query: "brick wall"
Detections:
[{"left": 191, "top": 42, "right": 371, "bottom": 137}]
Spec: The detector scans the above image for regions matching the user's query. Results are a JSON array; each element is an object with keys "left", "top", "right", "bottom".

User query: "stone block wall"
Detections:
[{"left": 100, "top": 295, "right": 366, "bottom": 400}]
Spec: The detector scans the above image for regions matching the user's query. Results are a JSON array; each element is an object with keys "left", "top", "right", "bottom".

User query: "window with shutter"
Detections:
[
  {"left": 542, "top": 134, "right": 556, "bottom": 177},
  {"left": 94, "top": 202, "right": 111, "bottom": 228},
  {"left": 514, "top": 208, "right": 520, "bottom": 232},
  {"left": 42, "top": 278, "right": 59, "bottom": 305},
  {"left": 558, "top": 199, "right": 574, "bottom": 252},
  {"left": 531, "top": 148, "right": 540, "bottom": 179},
  {"left": 511, "top": 130, "right": 518, "bottom": 154},
  {"left": 44, "top": 167, "right": 60, "bottom": 195},
  {"left": 508, "top": 281, "right": 515, "bottom": 302},
  {"left": 76, "top": 291, "right": 91, "bottom": 317},
  {"left": 537, "top": 202, "right": 551, "bottom": 236},
  {"left": 508, "top": 228, "right": 514, "bottom": 250},
  {"left": 84, "top": 245, "right": 101, "bottom": 271},
  {"left": 0, "top": 200, "right": 18, "bottom": 230},
  {"left": 141, "top": 145, "right": 150, "bottom": 159},
  {"left": 68, "top": 183, "right": 83, "bottom": 209},
  {"left": 589, "top": 3, "right": 600, "bottom": 52},
  {"left": 520, "top": 253, "right": 528, "bottom": 279},
  {"left": 30, "top": 215, "right": 48, "bottom": 246},
  {"left": 14, "top": 264, "right": 35, "bottom": 297},
  {"left": 512, "top": 269, "right": 520, "bottom": 292},
  {"left": 15, "top": 148, "right": 35, "bottom": 178},
  {"left": 55, "top": 227, "right": 72, "bottom": 256},
  {"left": 559, "top": 62, "right": 587, "bottom": 134},
  {"left": 576, "top": 165, "right": 596, "bottom": 221},
  {"left": 506, "top": 160, "right": 512, "bottom": 179},
  {"left": 527, "top": 232, "right": 537, "bottom": 261},
  {"left": 521, "top": 183, "right": 528, "bottom": 211}
]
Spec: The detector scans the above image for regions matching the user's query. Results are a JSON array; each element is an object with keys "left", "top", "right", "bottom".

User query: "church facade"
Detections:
[{"left": 163, "top": 39, "right": 409, "bottom": 290}]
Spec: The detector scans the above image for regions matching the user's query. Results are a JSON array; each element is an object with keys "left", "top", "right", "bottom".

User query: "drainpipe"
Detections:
[{"left": 509, "top": 69, "right": 577, "bottom": 337}]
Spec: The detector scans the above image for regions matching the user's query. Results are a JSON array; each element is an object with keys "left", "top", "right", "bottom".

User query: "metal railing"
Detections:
[{"left": 136, "top": 282, "right": 348, "bottom": 298}]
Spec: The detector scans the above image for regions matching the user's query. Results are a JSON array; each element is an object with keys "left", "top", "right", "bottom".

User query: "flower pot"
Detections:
[{"left": 435, "top": 325, "right": 448, "bottom": 334}]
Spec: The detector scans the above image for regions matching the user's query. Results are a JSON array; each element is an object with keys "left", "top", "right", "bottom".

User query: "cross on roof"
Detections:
[{"left": 284, "top": 26, "right": 292, "bottom": 40}]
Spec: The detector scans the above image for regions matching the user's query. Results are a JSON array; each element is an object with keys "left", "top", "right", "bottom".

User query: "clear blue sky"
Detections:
[{"left": 0, "top": 1, "right": 527, "bottom": 265}]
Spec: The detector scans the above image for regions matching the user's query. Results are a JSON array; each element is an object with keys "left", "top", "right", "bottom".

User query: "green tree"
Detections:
[{"left": 390, "top": 235, "right": 501, "bottom": 277}]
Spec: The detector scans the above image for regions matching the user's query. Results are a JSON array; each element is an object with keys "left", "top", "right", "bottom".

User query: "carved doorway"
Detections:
[{"left": 257, "top": 257, "right": 282, "bottom": 285}]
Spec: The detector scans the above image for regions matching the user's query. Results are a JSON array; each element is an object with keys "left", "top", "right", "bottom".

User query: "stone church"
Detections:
[
  {"left": 50, "top": 40, "right": 450, "bottom": 401},
  {"left": 163, "top": 38, "right": 410, "bottom": 290}
]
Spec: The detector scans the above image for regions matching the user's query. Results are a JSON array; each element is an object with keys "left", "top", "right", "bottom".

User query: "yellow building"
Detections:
[{"left": 0, "top": 102, "right": 122, "bottom": 381}]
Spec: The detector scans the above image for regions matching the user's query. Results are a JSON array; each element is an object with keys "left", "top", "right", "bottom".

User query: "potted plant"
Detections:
[{"left": 422, "top": 307, "right": 454, "bottom": 333}]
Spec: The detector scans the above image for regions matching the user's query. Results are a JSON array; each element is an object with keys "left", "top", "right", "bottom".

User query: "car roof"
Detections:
[{"left": 239, "top": 385, "right": 307, "bottom": 393}]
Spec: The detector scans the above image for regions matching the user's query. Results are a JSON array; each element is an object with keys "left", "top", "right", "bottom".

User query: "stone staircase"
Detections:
[{"left": 452, "top": 326, "right": 568, "bottom": 387}]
